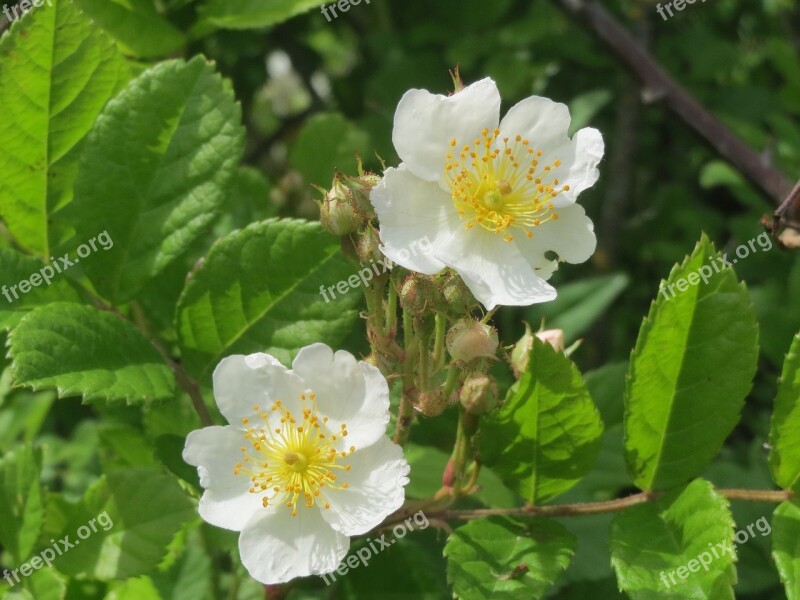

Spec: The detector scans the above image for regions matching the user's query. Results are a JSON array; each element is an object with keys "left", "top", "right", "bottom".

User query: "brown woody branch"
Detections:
[{"left": 552, "top": 0, "right": 794, "bottom": 207}]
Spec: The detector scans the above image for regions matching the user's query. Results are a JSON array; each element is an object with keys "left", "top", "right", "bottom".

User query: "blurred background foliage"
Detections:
[{"left": 2, "top": 0, "right": 799, "bottom": 597}]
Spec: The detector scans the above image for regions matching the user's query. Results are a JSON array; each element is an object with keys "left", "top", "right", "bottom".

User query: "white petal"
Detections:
[
  {"left": 393, "top": 78, "right": 500, "bottom": 182},
  {"left": 371, "top": 166, "right": 458, "bottom": 275},
  {"left": 514, "top": 202, "right": 597, "bottom": 265},
  {"left": 183, "top": 426, "right": 263, "bottom": 531},
  {"left": 499, "top": 95, "right": 572, "bottom": 151},
  {"left": 239, "top": 507, "right": 349, "bottom": 584},
  {"left": 319, "top": 436, "right": 410, "bottom": 536},
  {"left": 438, "top": 228, "right": 556, "bottom": 310},
  {"left": 561, "top": 127, "right": 604, "bottom": 199},
  {"left": 212, "top": 354, "right": 305, "bottom": 427},
  {"left": 291, "top": 344, "right": 390, "bottom": 450}
]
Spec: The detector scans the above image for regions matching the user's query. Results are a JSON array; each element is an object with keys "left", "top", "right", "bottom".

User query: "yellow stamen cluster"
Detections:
[
  {"left": 233, "top": 393, "right": 354, "bottom": 517},
  {"left": 444, "top": 129, "right": 570, "bottom": 241}
]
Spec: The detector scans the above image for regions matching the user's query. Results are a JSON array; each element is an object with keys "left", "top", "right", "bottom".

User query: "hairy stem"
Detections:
[
  {"left": 391, "top": 488, "right": 794, "bottom": 522},
  {"left": 393, "top": 309, "right": 417, "bottom": 446}
]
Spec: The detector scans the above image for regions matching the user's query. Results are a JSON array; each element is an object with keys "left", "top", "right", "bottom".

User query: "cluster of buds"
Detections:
[{"left": 318, "top": 171, "right": 380, "bottom": 236}]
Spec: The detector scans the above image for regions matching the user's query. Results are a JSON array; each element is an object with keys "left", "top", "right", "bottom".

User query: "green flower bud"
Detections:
[
  {"left": 446, "top": 319, "right": 499, "bottom": 363},
  {"left": 399, "top": 274, "right": 440, "bottom": 316},
  {"left": 319, "top": 177, "right": 362, "bottom": 236},
  {"left": 439, "top": 269, "right": 478, "bottom": 313},
  {"left": 459, "top": 374, "right": 499, "bottom": 415}
]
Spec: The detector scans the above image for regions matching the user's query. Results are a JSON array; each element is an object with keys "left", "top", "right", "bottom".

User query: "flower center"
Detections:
[
  {"left": 444, "top": 128, "right": 570, "bottom": 242},
  {"left": 234, "top": 393, "right": 354, "bottom": 517}
]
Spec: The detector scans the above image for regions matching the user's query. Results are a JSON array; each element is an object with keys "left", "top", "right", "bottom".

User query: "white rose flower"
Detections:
[
  {"left": 370, "top": 77, "right": 604, "bottom": 310},
  {"left": 183, "top": 343, "right": 410, "bottom": 584}
]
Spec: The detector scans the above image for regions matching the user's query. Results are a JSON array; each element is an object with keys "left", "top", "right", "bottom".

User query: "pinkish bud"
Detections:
[
  {"left": 511, "top": 323, "right": 565, "bottom": 378},
  {"left": 446, "top": 319, "right": 498, "bottom": 363}
]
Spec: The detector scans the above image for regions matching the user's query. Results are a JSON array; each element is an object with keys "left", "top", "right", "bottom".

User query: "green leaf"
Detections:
[
  {"left": 151, "top": 530, "right": 213, "bottom": 600},
  {"left": 154, "top": 434, "right": 201, "bottom": 488},
  {"left": 176, "top": 219, "right": 361, "bottom": 379},
  {"left": 525, "top": 273, "right": 629, "bottom": 343},
  {"left": 73, "top": 0, "right": 185, "bottom": 58},
  {"left": 444, "top": 517, "right": 575, "bottom": 600},
  {"left": 769, "top": 332, "right": 800, "bottom": 492},
  {"left": 69, "top": 56, "right": 245, "bottom": 303},
  {"left": 336, "top": 529, "right": 448, "bottom": 599},
  {"left": 404, "top": 444, "right": 448, "bottom": 500},
  {"left": 289, "top": 113, "right": 371, "bottom": 186},
  {"left": 625, "top": 234, "right": 758, "bottom": 491},
  {"left": 0, "top": 0, "right": 129, "bottom": 256},
  {"left": 610, "top": 478, "right": 737, "bottom": 600},
  {"left": 584, "top": 361, "right": 627, "bottom": 427},
  {"left": 482, "top": 337, "right": 604, "bottom": 505},
  {"left": 773, "top": 500, "right": 800, "bottom": 600},
  {"left": 0, "top": 445, "right": 44, "bottom": 562},
  {"left": 8, "top": 303, "right": 175, "bottom": 404},
  {"left": 53, "top": 468, "right": 197, "bottom": 580},
  {"left": 0, "top": 248, "right": 81, "bottom": 330},
  {"left": 200, "top": 0, "right": 326, "bottom": 29},
  {"left": 105, "top": 577, "right": 162, "bottom": 600},
  {"left": 22, "top": 570, "right": 67, "bottom": 600}
]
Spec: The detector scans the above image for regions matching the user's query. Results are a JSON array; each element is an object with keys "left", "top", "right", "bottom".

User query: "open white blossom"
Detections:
[
  {"left": 370, "top": 78, "right": 604, "bottom": 310},
  {"left": 183, "top": 344, "right": 410, "bottom": 584}
]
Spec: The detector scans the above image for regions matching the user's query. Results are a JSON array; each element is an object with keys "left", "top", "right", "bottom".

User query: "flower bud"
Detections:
[
  {"left": 511, "top": 323, "right": 565, "bottom": 378},
  {"left": 438, "top": 269, "right": 478, "bottom": 313},
  {"left": 319, "top": 178, "right": 362, "bottom": 236},
  {"left": 339, "top": 171, "right": 379, "bottom": 219},
  {"left": 446, "top": 319, "right": 498, "bottom": 363},
  {"left": 537, "top": 329, "right": 565, "bottom": 351},
  {"left": 459, "top": 374, "right": 499, "bottom": 415},
  {"left": 399, "top": 274, "right": 440, "bottom": 316},
  {"left": 419, "top": 389, "right": 449, "bottom": 417}
]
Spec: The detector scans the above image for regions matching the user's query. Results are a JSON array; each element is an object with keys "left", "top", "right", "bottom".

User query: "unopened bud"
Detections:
[
  {"left": 399, "top": 274, "right": 440, "bottom": 316},
  {"left": 342, "top": 172, "right": 380, "bottom": 218},
  {"left": 419, "top": 389, "right": 449, "bottom": 417},
  {"left": 537, "top": 329, "right": 564, "bottom": 351},
  {"left": 439, "top": 270, "right": 478, "bottom": 313},
  {"left": 511, "top": 323, "right": 565, "bottom": 378},
  {"left": 446, "top": 319, "right": 498, "bottom": 363},
  {"left": 319, "top": 178, "right": 362, "bottom": 236},
  {"left": 459, "top": 374, "right": 499, "bottom": 415}
]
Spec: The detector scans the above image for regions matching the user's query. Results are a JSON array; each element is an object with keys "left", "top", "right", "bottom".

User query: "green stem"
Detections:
[
  {"left": 450, "top": 408, "right": 470, "bottom": 495},
  {"left": 386, "top": 274, "right": 398, "bottom": 334},
  {"left": 393, "top": 309, "right": 417, "bottom": 446},
  {"left": 431, "top": 313, "right": 447, "bottom": 368},
  {"left": 442, "top": 366, "right": 461, "bottom": 400}
]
